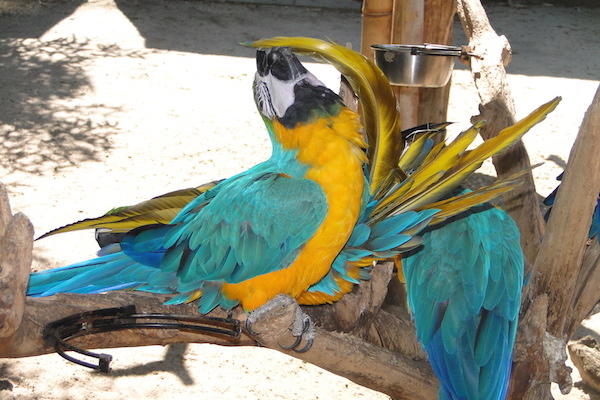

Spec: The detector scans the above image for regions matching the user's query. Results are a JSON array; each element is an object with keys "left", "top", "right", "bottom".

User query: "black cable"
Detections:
[{"left": 44, "top": 305, "right": 242, "bottom": 372}]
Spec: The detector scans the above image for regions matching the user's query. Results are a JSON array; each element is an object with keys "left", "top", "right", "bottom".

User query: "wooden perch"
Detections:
[
  {"left": 0, "top": 184, "right": 34, "bottom": 338},
  {"left": 0, "top": 292, "right": 437, "bottom": 400},
  {"left": 247, "top": 295, "right": 437, "bottom": 400},
  {"left": 536, "top": 84, "right": 600, "bottom": 337}
]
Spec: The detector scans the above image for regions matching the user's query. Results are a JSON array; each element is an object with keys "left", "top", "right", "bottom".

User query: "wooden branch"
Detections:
[
  {"left": 536, "top": 84, "right": 600, "bottom": 336},
  {"left": 456, "top": 0, "right": 544, "bottom": 267},
  {"left": 0, "top": 185, "right": 34, "bottom": 338},
  {"left": 363, "top": 305, "right": 428, "bottom": 361},
  {"left": 0, "top": 290, "right": 437, "bottom": 400},
  {"left": 508, "top": 294, "right": 551, "bottom": 399},
  {"left": 568, "top": 239, "right": 600, "bottom": 337},
  {"left": 0, "top": 292, "right": 253, "bottom": 358},
  {"left": 307, "top": 262, "right": 393, "bottom": 333},
  {"left": 249, "top": 295, "right": 437, "bottom": 400}
]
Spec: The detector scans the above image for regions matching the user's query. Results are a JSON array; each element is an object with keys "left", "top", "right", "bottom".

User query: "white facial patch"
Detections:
[{"left": 254, "top": 70, "right": 325, "bottom": 119}]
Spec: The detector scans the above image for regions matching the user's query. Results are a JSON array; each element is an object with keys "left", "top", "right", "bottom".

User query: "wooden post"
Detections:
[
  {"left": 390, "top": 0, "right": 424, "bottom": 130},
  {"left": 419, "top": 0, "right": 456, "bottom": 126},
  {"left": 360, "top": 0, "right": 394, "bottom": 59},
  {"left": 361, "top": 0, "right": 455, "bottom": 130}
]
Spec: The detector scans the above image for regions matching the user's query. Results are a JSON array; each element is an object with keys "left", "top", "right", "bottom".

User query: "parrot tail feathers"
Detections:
[
  {"left": 371, "top": 97, "right": 561, "bottom": 222},
  {"left": 26, "top": 252, "right": 171, "bottom": 297},
  {"left": 419, "top": 168, "right": 532, "bottom": 225},
  {"left": 27, "top": 253, "right": 141, "bottom": 297},
  {"left": 36, "top": 184, "right": 216, "bottom": 240},
  {"left": 36, "top": 215, "right": 125, "bottom": 240}
]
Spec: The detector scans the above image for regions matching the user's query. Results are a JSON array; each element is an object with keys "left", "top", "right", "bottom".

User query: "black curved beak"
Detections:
[{"left": 256, "top": 47, "right": 308, "bottom": 81}]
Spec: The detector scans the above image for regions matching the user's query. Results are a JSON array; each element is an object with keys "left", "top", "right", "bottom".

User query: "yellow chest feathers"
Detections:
[{"left": 221, "top": 108, "right": 367, "bottom": 310}]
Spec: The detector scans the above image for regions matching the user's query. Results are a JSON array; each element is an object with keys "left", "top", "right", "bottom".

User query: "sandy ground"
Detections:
[{"left": 0, "top": 0, "right": 599, "bottom": 399}]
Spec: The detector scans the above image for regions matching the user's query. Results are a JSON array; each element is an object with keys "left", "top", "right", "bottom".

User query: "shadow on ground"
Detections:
[
  {"left": 0, "top": 0, "right": 85, "bottom": 36},
  {"left": 108, "top": 344, "right": 194, "bottom": 385},
  {"left": 112, "top": 0, "right": 360, "bottom": 57},
  {"left": 0, "top": 38, "right": 147, "bottom": 175},
  {"left": 109, "top": 0, "right": 600, "bottom": 80}
]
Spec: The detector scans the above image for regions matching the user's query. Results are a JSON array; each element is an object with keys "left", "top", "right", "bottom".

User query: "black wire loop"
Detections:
[{"left": 43, "top": 305, "right": 241, "bottom": 372}]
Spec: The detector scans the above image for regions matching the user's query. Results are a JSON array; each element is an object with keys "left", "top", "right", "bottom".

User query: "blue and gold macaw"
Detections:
[{"left": 28, "top": 37, "right": 559, "bottom": 398}]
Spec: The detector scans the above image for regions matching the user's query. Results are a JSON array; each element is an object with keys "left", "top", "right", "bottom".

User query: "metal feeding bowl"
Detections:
[{"left": 371, "top": 44, "right": 465, "bottom": 88}]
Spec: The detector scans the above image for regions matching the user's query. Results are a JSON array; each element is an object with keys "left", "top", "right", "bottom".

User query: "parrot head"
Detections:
[{"left": 253, "top": 47, "right": 343, "bottom": 128}]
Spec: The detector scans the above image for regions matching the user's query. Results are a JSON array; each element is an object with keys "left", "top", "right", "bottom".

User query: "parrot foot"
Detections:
[
  {"left": 244, "top": 316, "right": 260, "bottom": 337},
  {"left": 243, "top": 295, "right": 315, "bottom": 353},
  {"left": 280, "top": 307, "right": 314, "bottom": 353}
]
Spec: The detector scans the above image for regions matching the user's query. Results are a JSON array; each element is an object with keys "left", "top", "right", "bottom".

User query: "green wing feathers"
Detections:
[{"left": 37, "top": 181, "right": 220, "bottom": 240}]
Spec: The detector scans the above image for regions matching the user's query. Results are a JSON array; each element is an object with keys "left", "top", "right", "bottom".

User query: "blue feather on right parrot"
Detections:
[
  {"left": 544, "top": 172, "right": 600, "bottom": 240},
  {"left": 401, "top": 200, "right": 524, "bottom": 400}
]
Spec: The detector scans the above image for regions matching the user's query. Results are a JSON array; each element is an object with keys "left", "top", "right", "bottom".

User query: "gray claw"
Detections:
[
  {"left": 243, "top": 296, "right": 315, "bottom": 352},
  {"left": 281, "top": 307, "right": 315, "bottom": 353},
  {"left": 245, "top": 316, "right": 259, "bottom": 337},
  {"left": 280, "top": 334, "right": 303, "bottom": 350},
  {"left": 294, "top": 337, "right": 313, "bottom": 353}
]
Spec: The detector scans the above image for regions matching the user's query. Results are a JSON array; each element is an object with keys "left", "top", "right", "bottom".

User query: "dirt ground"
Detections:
[{"left": 0, "top": 0, "right": 599, "bottom": 399}]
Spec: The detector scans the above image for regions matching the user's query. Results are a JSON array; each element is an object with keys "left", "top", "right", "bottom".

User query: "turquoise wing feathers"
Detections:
[
  {"left": 402, "top": 204, "right": 524, "bottom": 400},
  {"left": 28, "top": 165, "right": 328, "bottom": 312},
  {"left": 161, "top": 169, "right": 327, "bottom": 286}
]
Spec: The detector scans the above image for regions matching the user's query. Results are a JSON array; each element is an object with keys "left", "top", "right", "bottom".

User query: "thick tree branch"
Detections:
[
  {"left": 307, "top": 262, "right": 393, "bottom": 333},
  {"left": 568, "top": 240, "right": 600, "bottom": 337},
  {"left": 0, "top": 291, "right": 436, "bottom": 400},
  {"left": 0, "top": 292, "right": 253, "bottom": 358},
  {"left": 535, "top": 84, "right": 600, "bottom": 336},
  {"left": 0, "top": 185, "right": 34, "bottom": 338},
  {"left": 249, "top": 295, "right": 437, "bottom": 400}
]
